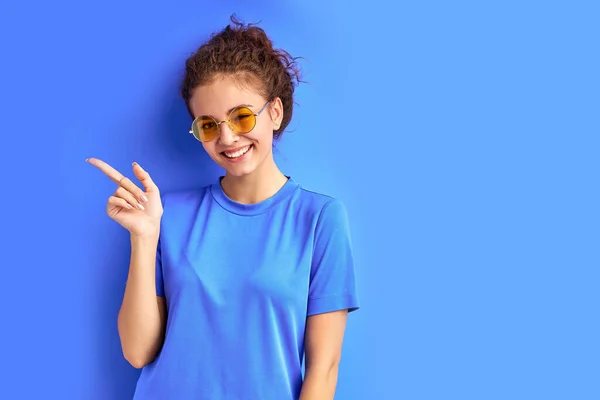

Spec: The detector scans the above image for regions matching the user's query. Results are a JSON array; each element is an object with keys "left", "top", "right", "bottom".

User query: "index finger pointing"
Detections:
[{"left": 86, "top": 157, "right": 125, "bottom": 185}]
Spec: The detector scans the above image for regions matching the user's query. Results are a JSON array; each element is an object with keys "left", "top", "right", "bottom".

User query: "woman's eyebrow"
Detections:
[
  {"left": 226, "top": 104, "right": 253, "bottom": 114},
  {"left": 199, "top": 104, "right": 254, "bottom": 119},
  {"left": 201, "top": 104, "right": 254, "bottom": 119}
]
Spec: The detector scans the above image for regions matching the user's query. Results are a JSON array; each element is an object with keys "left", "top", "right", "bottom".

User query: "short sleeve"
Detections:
[{"left": 307, "top": 199, "right": 360, "bottom": 316}]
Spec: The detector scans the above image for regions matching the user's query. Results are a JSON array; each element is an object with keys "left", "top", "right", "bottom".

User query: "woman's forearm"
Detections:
[
  {"left": 117, "top": 232, "right": 166, "bottom": 368},
  {"left": 299, "top": 365, "right": 339, "bottom": 400}
]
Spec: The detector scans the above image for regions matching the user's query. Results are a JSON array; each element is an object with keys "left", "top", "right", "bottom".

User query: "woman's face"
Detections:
[{"left": 188, "top": 75, "right": 283, "bottom": 178}]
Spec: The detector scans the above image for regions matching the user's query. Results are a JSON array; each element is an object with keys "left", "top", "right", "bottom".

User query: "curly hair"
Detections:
[{"left": 181, "top": 14, "right": 303, "bottom": 141}]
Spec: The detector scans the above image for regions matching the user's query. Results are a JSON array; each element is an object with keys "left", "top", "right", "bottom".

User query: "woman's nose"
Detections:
[{"left": 218, "top": 122, "right": 239, "bottom": 145}]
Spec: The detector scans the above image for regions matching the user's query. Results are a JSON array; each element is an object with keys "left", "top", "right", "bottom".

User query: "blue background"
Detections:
[{"left": 0, "top": 0, "right": 598, "bottom": 399}]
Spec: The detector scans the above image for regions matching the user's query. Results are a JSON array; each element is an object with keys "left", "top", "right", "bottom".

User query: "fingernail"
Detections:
[
  {"left": 137, "top": 203, "right": 145, "bottom": 210},
  {"left": 132, "top": 162, "right": 138, "bottom": 167},
  {"left": 141, "top": 194, "right": 149, "bottom": 202},
  {"left": 85, "top": 158, "right": 89, "bottom": 163}
]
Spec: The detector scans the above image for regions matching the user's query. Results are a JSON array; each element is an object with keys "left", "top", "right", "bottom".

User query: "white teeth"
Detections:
[{"left": 223, "top": 145, "right": 251, "bottom": 159}]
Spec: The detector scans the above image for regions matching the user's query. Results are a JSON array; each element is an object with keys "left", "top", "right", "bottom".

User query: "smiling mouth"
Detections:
[{"left": 221, "top": 144, "right": 252, "bottom": 159}]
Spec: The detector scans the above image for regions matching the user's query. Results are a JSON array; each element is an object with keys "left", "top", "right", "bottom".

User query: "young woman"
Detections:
[{"left": 87, "top": 15, "right": 360, "bottom": 400}]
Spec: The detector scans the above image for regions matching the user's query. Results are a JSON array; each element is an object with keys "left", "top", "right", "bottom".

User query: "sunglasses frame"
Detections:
[{"left": 189, "top": 101, "right": 271, "bottom": 142}]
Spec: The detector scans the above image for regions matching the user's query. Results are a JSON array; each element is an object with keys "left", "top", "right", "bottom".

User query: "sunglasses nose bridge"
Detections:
[
  {"left": 215, "top": 116, "right": 235, "bottom": 131},
  {"left": 217, "top": 119, "right": 237, "bottom": 135}
]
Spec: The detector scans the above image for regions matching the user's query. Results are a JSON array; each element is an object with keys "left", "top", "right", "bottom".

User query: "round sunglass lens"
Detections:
[
  {"left": 194, "top": 116, "right": 218, "bottom": 141},
  {"left": 230, "top": 108, "right": 256, "bottom": 133}
]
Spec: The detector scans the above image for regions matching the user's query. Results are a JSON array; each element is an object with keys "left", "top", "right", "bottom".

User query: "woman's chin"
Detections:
[{"left": 221, "top": 160, "right": 257, "bottom": 177}]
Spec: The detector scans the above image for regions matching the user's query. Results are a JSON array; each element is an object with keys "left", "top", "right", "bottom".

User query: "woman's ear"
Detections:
[{"left": 269, "top": 97, "right": 284, "bottom": 130}]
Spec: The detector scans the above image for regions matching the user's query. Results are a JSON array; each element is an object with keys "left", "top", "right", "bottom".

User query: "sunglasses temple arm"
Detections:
[{"left": 256, "top": 101, "right": 271, "bottom": 115}]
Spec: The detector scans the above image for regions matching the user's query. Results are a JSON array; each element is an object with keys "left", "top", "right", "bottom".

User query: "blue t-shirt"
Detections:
[{"left": 132, "top": 176, "right": 360, "bottom": 399}]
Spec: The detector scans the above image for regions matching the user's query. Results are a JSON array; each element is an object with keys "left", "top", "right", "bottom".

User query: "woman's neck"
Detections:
[{"left": 220, "top": 158, "right": 288, "bottom": 205}]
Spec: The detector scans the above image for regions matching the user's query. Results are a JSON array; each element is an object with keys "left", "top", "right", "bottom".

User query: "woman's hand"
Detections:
[{"left": 87, "top": 158, "right": 163, "bottom": 238}]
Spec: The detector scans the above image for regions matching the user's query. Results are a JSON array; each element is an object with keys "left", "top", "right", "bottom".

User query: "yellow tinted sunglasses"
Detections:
[{"left": 189, "top": 101, "right": 271, "bottom": 142}]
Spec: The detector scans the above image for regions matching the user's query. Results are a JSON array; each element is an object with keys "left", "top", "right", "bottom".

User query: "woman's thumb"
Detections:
[{"left": 132, "top": 162, "right": 158, "bottom": 192}]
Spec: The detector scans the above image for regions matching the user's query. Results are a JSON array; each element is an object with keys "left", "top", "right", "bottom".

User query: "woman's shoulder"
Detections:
[
  {"left": 294, "top": 179, "right": 344, "bottom": 202},
  {"left": 294, "top": 183, "right": 349, "bottom": 218}
]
